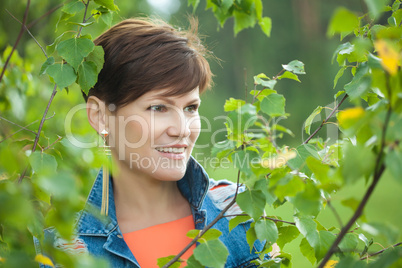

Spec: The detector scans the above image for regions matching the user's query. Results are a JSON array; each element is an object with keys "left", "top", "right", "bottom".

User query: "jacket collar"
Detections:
[{"left": 76, "top": 156, "right": 210, "bottom": 236}]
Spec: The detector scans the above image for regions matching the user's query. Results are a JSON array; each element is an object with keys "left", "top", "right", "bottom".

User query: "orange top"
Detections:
[{"left": 123, "top": 215, "right": 196, "bottom": 268}]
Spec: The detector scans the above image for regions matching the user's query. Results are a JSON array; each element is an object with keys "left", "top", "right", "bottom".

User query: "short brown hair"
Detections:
[{"left": 84, "top": 18, "right": 212, "bottom": 107}]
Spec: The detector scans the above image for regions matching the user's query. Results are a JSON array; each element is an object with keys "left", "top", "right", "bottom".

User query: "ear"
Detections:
[{"left": 87, "top": 96, "right": 107, "bottom": 134}]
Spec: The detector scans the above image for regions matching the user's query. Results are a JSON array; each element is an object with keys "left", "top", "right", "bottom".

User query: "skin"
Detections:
[{"left": 87, "top": 87, "right": 201, "bottom": 233}]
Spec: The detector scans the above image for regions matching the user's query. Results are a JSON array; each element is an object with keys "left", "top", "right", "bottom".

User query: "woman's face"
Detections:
[{"left": 107, "top": 87, "right": 201, "bottom": 182}]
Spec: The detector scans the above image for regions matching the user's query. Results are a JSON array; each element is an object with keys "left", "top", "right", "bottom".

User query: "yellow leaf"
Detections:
[
  {"left": 0, "top": 256, "right": 5, "bottom": 262},
  {"left": 324, "top": 260, "right": 338, "bottom": 268},
  {"left": 34, "top": 254, "right": 55, "bottom": 267},
  {"left": 261, "top": 148, "right": 297, "bottom": 169},
  {"left": 374, "top": 40, "right": 400, "bottom": 75},
  {"left": 338, "top": 107, "right": 365, "bottom": 129}
]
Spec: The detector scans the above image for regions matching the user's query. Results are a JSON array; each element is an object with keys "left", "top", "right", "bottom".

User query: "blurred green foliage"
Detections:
[{"left": 1, "top": 0, "right": 402, "bottom": 267}]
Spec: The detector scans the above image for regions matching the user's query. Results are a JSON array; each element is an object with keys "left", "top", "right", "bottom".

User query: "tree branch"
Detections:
[
  {"left": 360, "top": 242, "right": 402, "bottom": 260},
  {"left": 18, "top": 84, "right": 57, "bottom": 183},
  {"left": 223, "top": 214, "right": 296, "bottom": 225},
  {"left": 77, "top": 0, "right": 90, "bottom": 37},
  {"left": 0, "top": 116, "right": 37, "bottom": 135},
  {"left": 303, "top": 94, "right": 348, "bottom": 145},
  {"left": 27, "top": 3, "right": 64, "bottom": 29},
  {"left": 318, "top": 105, "right": 392, "bottom": 267},
  {"left": 5, "top": 9, "right": 48, "bottom": 58},
  {"left": 162, "top": 170, "right": 242, "bottom": 267},
  {"left": 0, "top": 0, "right": 31, "bottom": 83}
]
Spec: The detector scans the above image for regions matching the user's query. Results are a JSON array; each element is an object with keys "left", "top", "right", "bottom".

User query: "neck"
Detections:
[{"left": 112, "top": 159, "right": 191, "bottom": 232}]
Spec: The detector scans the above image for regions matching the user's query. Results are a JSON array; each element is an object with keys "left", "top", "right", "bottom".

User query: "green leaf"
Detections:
[
  {"left": 36, "top": 172, "right": 77, "bottom": 200},
  {"left": 342, "top": 143, "right": 376, "bottom": 184},
  {"left": 193, "top": 239, "right": 229, "bottom": 268},
  {"left": 221, "top": 0, "right": 234, "bottom": 12},
  {"left": 224, "top": 98, "right": 245, "bottom": 112},
  {"left": 334, "top": 66, "right": 348, "bottom": 88},
  {"left": 29, "top": 151, "right": 57, "bottom": 175},
  {"left": 287, "top": 144, "right": 320, "bottom": 176},
  {"left": 254, "top": 76, "right": 277, "bottom": 89},
  {"left": 233, "top": 9, "right": 256, "bottom": 35},
  {"left": 40, "top": 57, "right": 55, "bottom": 75},
  {"left": 229, "top": 215, "right": 251, "bottom": 232},
  {"left": 56, "top": 38, "right": 95, "bottom": 71},
  {"left": 385, "top": 146, "right": 402, "bottom": 183},
  {"left": 246, "top": 225, "right": 258, "bottom": 252},
  {"left": 185, "top": 255, "right": 204, "bottom": 268},
  {"left": 86, "top": 46, "right": 105, "bottom": 73},
  {"left": 258, "top": 17, "right": 272, "bottom": 37},
  {"left": 300, "top": 237, "right": 316, "bottom": 265},
  {"left": 46, "top": 63, "right": 77, "bottom": 89},
  {"left": 362, "top": 222, "right": 399, "bottom": 244},
  {"left": 46, "top": 33, "right": 66, "bottom": 55},
  {"left": 100, "top": 10, "right": 113, "bottom": 26},
  {"left": 344, "top": 63, "right": 371, "bottom": 100},
  {"left": 62, "top": 1, "right": 85, "bottom": 15},
  {"left": 188, "top": 0, "right": 200, "bottom": 12},
  {"left": 156, "top": 255, "right": 181, "bottom": 268},
  {"left": 295, "top": 216, "right": 319, "bottom": 251},
  {"left": 316, "top": 231, "right": 336, "bottom": 261},
  {"left": 304, "top": 106, "right": 323, "bottom": 135},
  {"left": 77, "top": 61, "right": 98, "bottom": 94},
  {"left": 282, "top": 60, "right": 306, "bottom": 74},
  {"left": 278, "top": 71, "right": 301, "bottom": 82},
  {"left": 292, "top": 182, "right": 322, "bottom": 216},
  {"left": 227, "top": 103, "right": 257, "bottom": 135},
  {"left": 237, "top": 189, "right": 266, "bottom": 220},
  {"left": 187, "top": 228, "right": 222, "bottom": 243},
  {"left": 277, "top": 225, "right": 300, "bottom": 249},
  {"left": 364, "top": 0, "right": 389, "bottom": 18},
  {"left": 327, "top": 7, "right": 359, "bottom": 37},
  {"left": 94, "top": 0, "right": 117, "bottom": 11},
  {"left": 274, "top": 175, "right": 305, "bottom": 201},
  {"left": 68, "top": 21, "right": 95, "bottom": 27},
  {"left": 338, "top": 233, "right": 358, "bottom": 252},
  {"left": 254, "top": 219, "right": 279, "bottom": 245},
  {"left": 260, "top": 93, "right": 286, "bottom": 117}
]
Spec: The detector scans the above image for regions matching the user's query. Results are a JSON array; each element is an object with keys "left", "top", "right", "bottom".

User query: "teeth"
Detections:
[{"left": 156, "top": 147, "right": 185, "bottom": 154}]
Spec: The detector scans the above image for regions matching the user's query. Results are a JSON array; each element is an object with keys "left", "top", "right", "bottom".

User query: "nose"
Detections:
[{"left": 166, "top": 111, "right": 191, "bottom": 138}]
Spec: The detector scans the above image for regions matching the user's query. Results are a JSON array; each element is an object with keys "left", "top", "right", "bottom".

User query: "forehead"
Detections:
[{"left": 141, "top": 87, "right": 200, "bottom": 103}]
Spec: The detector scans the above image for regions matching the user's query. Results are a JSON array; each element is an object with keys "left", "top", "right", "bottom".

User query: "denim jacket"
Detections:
[{"left": 35, "top": 157, "right": 268, "bottom": 268}]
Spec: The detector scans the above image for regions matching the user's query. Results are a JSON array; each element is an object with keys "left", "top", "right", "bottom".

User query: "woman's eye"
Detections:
[
  {"left": 184, "top": 105, "right": 198, "bottom": 113},
  {"left": 148, "top": 105, "right": 167, "bottom": 112}
]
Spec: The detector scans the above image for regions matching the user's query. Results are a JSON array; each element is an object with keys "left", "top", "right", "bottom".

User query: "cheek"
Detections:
[
  {"left": 189, "top": 116, "right": 201, "bottom": 141},
  {"left": 113, "top": 115, "right": 150, "bottom": 146}
]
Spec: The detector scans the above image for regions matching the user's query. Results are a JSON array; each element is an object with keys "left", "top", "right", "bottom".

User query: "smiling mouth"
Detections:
[{"left": 155, "top": 147, "right": 186, "bottom": 154}]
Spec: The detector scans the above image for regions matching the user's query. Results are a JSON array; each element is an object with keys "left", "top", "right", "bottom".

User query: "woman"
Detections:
[{"left": 37, "top": 18, "right": 269, "bottom": 268}]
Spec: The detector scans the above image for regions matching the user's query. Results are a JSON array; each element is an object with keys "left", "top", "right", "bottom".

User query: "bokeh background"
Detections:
[{"left": 1, "top": 0, "right": 401, "bottom": 266}]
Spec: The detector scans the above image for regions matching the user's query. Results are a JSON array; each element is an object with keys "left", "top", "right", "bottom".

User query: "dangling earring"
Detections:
[{"left": 100, "top": 129, "right": 111, "bottom": 216}]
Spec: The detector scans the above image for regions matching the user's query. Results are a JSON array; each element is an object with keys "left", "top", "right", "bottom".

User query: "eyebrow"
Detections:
[{"left": 146, "top": 96, "right": 201, "bottom": 106}]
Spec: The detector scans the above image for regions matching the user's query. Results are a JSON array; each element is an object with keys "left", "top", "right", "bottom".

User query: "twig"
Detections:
[
  {"left": 77, "top": 0, "right": 90, "bottom": 37},
  {"left": 360, "top": 242, "right": 402, "bottom": 260},
  {"left": 5, "top": 9, "right": 48, "bottom": 58},
  {"left": 223, "top": 214, "right": 296, "bottom": 225},
  {"left": 0, "top": 116, "right": 37, "bottom": 135},
  {"left": 318, "top": 105, "right": 392, "bottom": 268},
  {"left": 162, "top": 170, "right": 242, "bottom": 267},
  {"left": 27, "top": 3, "right": 64, "bottom": 29},
  {"left": 42, "top": 136, "right": 62, "bottom": 151},
  {"left": 0, "top": 0, "right": 31, "bottom": 83},
  {"left": 327, "top": 200, "right": 343, "bottom": 228},
  {"left": 0, "top": 119, "right": 39, "bottom": 143},
  {"left": 303, "top": 94, "right": 348, "bottom": 145},
  {"left": 18, "top": 84, "right": 57, "bottom": 183}
]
